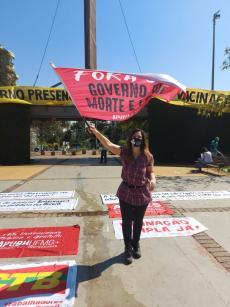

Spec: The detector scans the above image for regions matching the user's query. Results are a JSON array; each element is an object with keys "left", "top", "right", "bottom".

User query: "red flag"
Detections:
[{"left": 52, "top": 66, "right": 186, "bottom": 121}]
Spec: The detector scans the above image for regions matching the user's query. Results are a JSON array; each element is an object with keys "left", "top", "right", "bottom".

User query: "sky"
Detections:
[{"left": 1, "top": 0, "right": 230, "bottom": 91}]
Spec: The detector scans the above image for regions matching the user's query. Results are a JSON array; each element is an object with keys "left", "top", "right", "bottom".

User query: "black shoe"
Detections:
[
  {"left": 124, "top": 247, "right": 133, "bottom": 265},
  {"left": 132, "top": 242, "right": 141, "bottom": 259}
]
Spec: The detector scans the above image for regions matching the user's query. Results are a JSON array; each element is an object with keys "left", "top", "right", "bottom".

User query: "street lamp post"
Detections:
[{"left": 211, "top": 10, "right": 220, "bottom": 90}]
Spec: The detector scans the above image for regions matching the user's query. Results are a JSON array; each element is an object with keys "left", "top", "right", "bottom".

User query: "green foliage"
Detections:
[
  {"left": 222, "top": 47, "right": 230, "bottom": 70},
  {"left": 31, "top": 120, "right": 92, "bottom": 149},
  {"left": 116, "top": 119, "right": 149, "bottom": 138},
  {"left": 0, "top": 45, "right": 18, "bottom": 85},
  {"left": 30, "top": 119, "right": 149, "bottom": 150},
  {"left": 31, "top": 120, "right": 67, "bottom": 149},
  {"left": 118, "top": 139, "right": 127, "bottom": 147}
]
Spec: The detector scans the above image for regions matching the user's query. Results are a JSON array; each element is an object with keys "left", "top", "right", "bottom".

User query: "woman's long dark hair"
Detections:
[{"left": 126, "top": 128, "right": 152, "bottom": 160}]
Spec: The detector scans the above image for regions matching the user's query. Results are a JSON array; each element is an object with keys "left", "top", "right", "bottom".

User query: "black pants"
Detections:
[
  {"left": 119, "top": 200, "right": 148, "bottom": 248},
  {"left": 100, "top": 150, "right": 107, "bottom": 163}
]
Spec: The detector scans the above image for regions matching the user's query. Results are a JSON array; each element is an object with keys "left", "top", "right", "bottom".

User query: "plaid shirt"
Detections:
[{"left": 116, "top": 147, "right": 154, "bottom": 206}]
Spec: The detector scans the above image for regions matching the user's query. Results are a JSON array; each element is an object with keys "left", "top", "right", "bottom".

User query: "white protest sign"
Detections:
[
  {"left": 0, "top": 190, "right": 75, "bottom": 200},
  {"left": 151, "top": 191, "right": 230, "bottom": 201},
  {"left": 101, "top": 194, "right": 119, "bottom": 205},
  {"left": 113, "top": 217, "right": 208, "bottom": 239},
  {"left": 0, "top": 261, "right": 77, "bottom": 307},
  {"left": 0, "top": 198, "right": 78, "bottom": 211},
  {"left": 102, "top": 191, "right": 230, "bottom": 204}
]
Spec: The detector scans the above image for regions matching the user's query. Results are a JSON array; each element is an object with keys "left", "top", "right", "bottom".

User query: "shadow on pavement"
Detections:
[{"left": 76, "top": 253, "right": 124, "bottom": 294}]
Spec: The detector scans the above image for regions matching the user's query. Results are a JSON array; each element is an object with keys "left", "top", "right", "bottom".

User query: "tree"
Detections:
[
  {"left": 0, "top": 45, "right": 18, "bottom": 85},
  {"left": 31, "top": 120, "right": 66, "bottom": 149},
  {"left": 222, "top": 47, "right": 230, "bottom": 70}
]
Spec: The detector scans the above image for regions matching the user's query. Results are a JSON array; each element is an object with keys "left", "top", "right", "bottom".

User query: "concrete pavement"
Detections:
[{"left": 0, "top": 154, "right": 230, "bottom": 307}]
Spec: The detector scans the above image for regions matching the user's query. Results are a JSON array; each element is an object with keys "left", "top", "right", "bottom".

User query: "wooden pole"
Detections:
[{"left": 84, "top": 0, "right": 97, "bottom": 69}]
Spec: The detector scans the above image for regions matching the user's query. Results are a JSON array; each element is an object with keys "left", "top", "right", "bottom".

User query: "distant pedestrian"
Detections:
[
  {"left": 195, "top": 147, "right": 213, "bottom": 171},
  {"left": 100, "top": 146, "right": 107, "bottom": 164},
  {"left": 210, "top": 136, "right": 225, "bottom": 160},
  {"left": 88, "top": 124, "right": 156, "bottom": 265},
  {"left": 210, "top": 136, "right": 220, "bottom": 158}
]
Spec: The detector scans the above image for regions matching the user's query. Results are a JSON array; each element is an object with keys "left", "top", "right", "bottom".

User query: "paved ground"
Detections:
[{"left": 0, "top": 154, "right": 230, "bottom": 307}]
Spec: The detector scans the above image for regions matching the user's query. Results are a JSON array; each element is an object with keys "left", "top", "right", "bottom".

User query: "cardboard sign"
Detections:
[
  {"left": 113, "top": 217, "right": 207, "bottom": 239},
  {"left": 0, "top": 261, "right": 77, "bottom": 306},
  {"left": 0, "top": 198, "right": 78, "bottom": 211},
  {"left": 108, "top": 201, "right": 174, "bottom": 218},
  {"left": 0, "top": 226, "right": 80, "bottom": 258}
]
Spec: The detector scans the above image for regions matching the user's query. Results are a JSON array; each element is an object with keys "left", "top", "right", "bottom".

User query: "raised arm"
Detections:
[{"left": 88, "top": 125, "right": 121, "bottom": 155}]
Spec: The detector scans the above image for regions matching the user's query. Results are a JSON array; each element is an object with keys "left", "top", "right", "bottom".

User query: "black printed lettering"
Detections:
[
  {"left": 49, "top": 90, "right": 56, "bottom": 101},
  {"left": 35, "top": 90, "right": 43, "bottom": 100},
  {"left": 119, "top": 99, "right": 124, "bottom": 112},
  {"left": 97, "top": 83, "right": 105, "bottom": 96},
  {"left": 113, "top": 84, "right": 121, "bottom": 96},
  {"left": 56, "top": 90, "right": 62, "bottom": 101},
  {"left": 16, "top": 90, "right": 25, "bottom": 100},
  {"left": 88, "top": 84, "right": 97, "bottom": 96},
  {"left": 98, "top": 97, "right": 105, "bottom": 109},
  {"left": 28, "top": 89, "right": 34, "bottom": 100},
  {"left": 129, "top": 100, "right": 134, "bottom": 110},
  {"left": 105, "top": 97, "right": 112, "bottom": 111},
  {"left": 139, "top": 85, "right": 147, "bottom": 97},
  {"left": 0, "top": 90, "right": 8, "bottom": 98},
  {"left": 121, "top": 83, "right": 129, "bottom": 97}
]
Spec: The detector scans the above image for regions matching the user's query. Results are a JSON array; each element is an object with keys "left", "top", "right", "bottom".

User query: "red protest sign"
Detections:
[
  {"left": 0, "top": 264, "right": 68, "bottom": 299},
  {"left": 147, "top": 201, "right": 174, "bottom": 215},
  {"left": 0, "top": 226, "right": 80, "bottom": 258},
  {"left": 53, "top": 67, "right": 186, "bottom": 121},
  {"left": 108, "top": 201, "right": 174, "bottom": 218},
  {"left": 0, "top": 261, "right": 76, "bottom": 306}
]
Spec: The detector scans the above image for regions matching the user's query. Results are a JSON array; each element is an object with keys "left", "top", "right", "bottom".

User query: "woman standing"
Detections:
[{"left": 88, "top": 125, "right": 156, "bottom": 265}]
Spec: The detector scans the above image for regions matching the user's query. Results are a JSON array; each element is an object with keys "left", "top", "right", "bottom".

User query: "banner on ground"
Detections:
[
  {"left": 101, "top": 194, "right": 119, "bottom": 205},
  {"left": 171, "top": 88, "right": 230, "bottom": 115},
  {"left": 0, "top": 86, "right": 73, "bottom": 106},
  {"left": 53, "top": 66, "right": 186, "bottom": 121},
  {"left": 101, "top": 191, "right": 230, "bottom": 203},
  {"left": 0, "top": 261, "right": 77, "bottom": 306},
  {"left": 0, "top": 198, "right": 78, "bottom": 211},
  {"left": 0, "top": 225, "right": 80, "bottom": 258},
  {"left": 113, "top": 217, "right": 207, "bottom": 239},
  {"left": 0, "top": 190, "right": 75, "bottom": 200},
  {"left": 151, "top": 191, "right": 230, "bottom": 201},
  {"left": 108, "top": 201, "right": 174, "bottom": 218}
]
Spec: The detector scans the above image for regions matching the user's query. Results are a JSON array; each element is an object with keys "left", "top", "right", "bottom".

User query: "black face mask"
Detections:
[{"left": 131, "top": 137, "right": 142, "bottom": 147}]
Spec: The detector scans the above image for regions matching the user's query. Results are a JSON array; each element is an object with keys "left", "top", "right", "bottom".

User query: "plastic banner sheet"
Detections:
[
  {"left": 113, "top": 217, "right": 207, "bottom": 239},
  {"left": 0, "top": 198, "right": 78, "bottom": 211},
  {"left": 151, "top": 191, "right": 230, "bottom": 201},
  {"left": 0, "top": 261, "right": 77, "bottom": 306},
  {"left": 108, "top": 201, "right": 174, "bottom": 218},
  {"left": 0, "top": 225, "right": 80, "bottom": 258},
  {"left": 171, "top": 87, "right": 230, "bottom": 114},
  {"left": 0, "top": 191, "right": 75, "bottom": 200},
  {"left": 101, "top": 194, "right": 119, "bottom": 205},
  {"left": 53, "top": 66, "right": 185, "bottom": 121},
  {"left": 0, "top": 85, "right": 73, "bottom": 106},
  {"left": 102, "top": 191, "right": 230, "bottom": 203}
]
